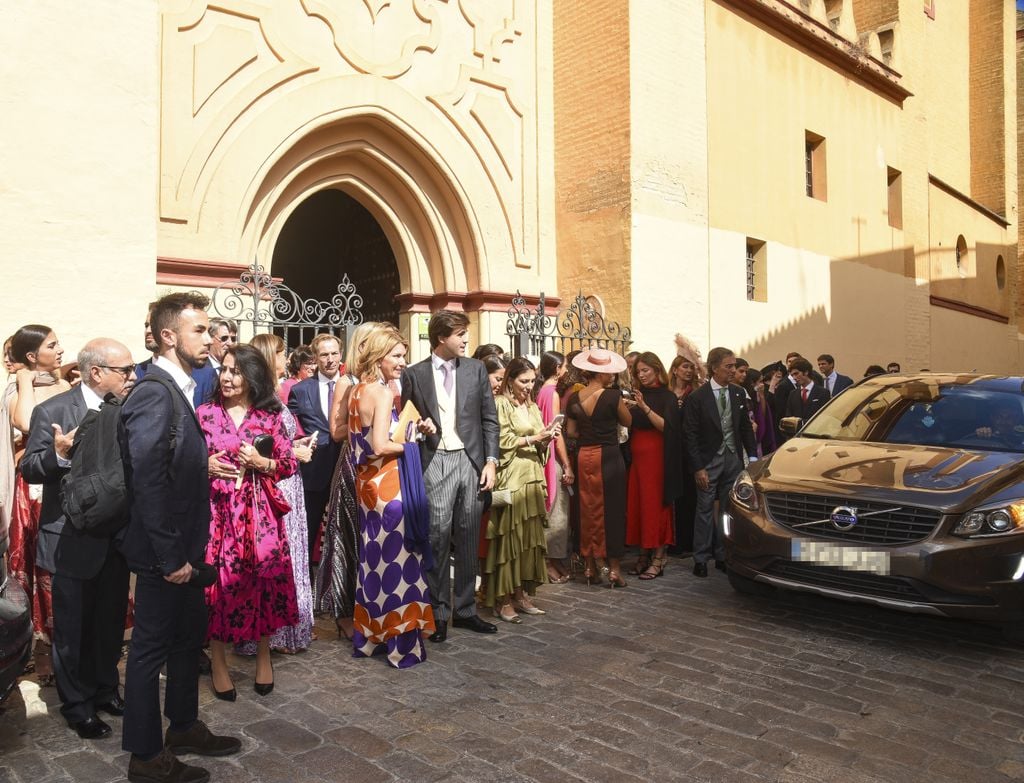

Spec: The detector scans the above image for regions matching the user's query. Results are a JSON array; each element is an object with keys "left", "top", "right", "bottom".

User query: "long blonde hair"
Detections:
[
  {"left": 250, "top": 333, "right": 286, "bottom": 383},
  {"left": 354, "top": 324, "right": 407, "bottom": 382},
  {"left": 346, "top": 321, "right": 379, "bottom": 377}
]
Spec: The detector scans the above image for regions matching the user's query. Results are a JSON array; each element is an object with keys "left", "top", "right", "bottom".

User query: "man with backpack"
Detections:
[{"left": 21, "top": 338, "right": 137, "bottom": 739}]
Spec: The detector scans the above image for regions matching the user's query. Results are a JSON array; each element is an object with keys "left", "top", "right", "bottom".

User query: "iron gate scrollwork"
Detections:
[
  {"left": 209, "top": 263, "right": 363, "bottom": 350},
  {"left": 505, "top": 291, "right": 631, "bottom": 358}
]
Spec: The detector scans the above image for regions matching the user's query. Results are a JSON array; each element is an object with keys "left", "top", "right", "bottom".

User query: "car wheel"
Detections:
[{"left": 728, "top": 569, "right": 775, "bottom": 598}]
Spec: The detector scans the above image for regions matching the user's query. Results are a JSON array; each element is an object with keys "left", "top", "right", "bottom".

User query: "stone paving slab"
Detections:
[{"left": 2, "top": 553, "right": 1023, "bottom": 782}]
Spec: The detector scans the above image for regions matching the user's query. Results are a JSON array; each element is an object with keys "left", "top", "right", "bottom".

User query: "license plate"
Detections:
[{"left": 792, "top": 540, "right": 891, "bottom": 575}]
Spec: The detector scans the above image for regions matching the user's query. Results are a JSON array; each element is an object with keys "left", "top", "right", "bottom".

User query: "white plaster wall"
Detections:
[
  {"left": 628, "top": 0, "right": 710, "bottom": 360},
  {"left": 0, "top": 2, "right": 159, "bottom": 361}
]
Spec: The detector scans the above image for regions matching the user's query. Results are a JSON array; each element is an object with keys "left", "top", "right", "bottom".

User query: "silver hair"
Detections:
[
  {"left": 77, "top": 339, "right": 121, "bottom": 378},
  {"left": 209, "top": 317, "right": 238, "bottom": 334}
]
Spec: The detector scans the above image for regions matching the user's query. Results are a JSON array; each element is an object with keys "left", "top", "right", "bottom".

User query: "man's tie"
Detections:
[
  {"left": 327, "top": 379, "right": 335, "bottom": 415},
  {"left": 801, "top": 387, "right": 808, "bottom": 404},
  {"left": 442, "top": 361, "right": 455, "bottom": 396},
  {"left": 717, "top": 387, "right": 727, "bottom": 413}
]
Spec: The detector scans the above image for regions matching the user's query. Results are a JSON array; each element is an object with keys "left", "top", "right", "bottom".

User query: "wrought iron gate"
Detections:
[
  {"left": 209, "top": 263, "right": 363, "bottom": 350},
  {"left": 505, "top": 291, "right": 631, "bottom": 358}
]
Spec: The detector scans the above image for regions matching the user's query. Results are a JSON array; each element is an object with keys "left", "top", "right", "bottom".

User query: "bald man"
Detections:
[{"left": 21, "top": 339, "right": 137, "bottom": 739}]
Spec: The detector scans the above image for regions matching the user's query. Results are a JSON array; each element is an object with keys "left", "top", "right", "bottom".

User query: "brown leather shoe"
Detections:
[
  {"left": 127, "top": 748, "right": 209, "bottom": 783},
  {"left": 164, "top": 720, "right": 241, "bottom": 757}
]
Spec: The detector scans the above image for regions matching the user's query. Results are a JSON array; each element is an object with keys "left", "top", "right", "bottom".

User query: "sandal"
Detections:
[
  {"left": 630, "top": 555, "right": 651, "bottom": 576},
  {"left": 639, "top": 557, "right": 666, "bottom": 581},
  {"left": 495, "top": 602, "right": 522, "bottom": 623}
]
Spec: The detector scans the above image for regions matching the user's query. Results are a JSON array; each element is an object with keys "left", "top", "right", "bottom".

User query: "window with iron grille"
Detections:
[
  {"left": 746, "top": 238, "right": 767, "bottom": 302},
  {"left": 805, "top": 130, "right": 826, "bottom": 201}
]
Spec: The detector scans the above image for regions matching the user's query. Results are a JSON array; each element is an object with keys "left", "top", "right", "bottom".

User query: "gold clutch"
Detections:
[{"left": 392, "top": 400, "right": 421, "bottom": 444}]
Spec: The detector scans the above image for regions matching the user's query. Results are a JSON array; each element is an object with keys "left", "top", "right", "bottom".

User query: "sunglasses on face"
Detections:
[
  {"left": 216, "top": 334, "right": 238, "bottom": 343},
  {"left": 100, "top": 364, "right": 137, "bottom": 378}
]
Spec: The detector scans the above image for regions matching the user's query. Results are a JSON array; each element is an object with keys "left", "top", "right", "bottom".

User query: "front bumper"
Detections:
[{"left": 725, "top": 502, "right": 1024, "bottom": 623}]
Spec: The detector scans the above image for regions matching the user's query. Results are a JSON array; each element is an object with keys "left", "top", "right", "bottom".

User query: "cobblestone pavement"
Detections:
[{"left": 3, "top": 554, "right": 1024, "bottom": 783}]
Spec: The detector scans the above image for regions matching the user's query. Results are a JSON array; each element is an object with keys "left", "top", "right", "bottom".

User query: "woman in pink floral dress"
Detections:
[{"left": 198, "top": 345, "right": 298, "bottom": 699}]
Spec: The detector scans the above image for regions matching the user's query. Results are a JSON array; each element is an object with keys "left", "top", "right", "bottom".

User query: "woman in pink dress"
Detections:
[
  {"left": 198, "top": 345, "right": 299, "bottom": 699},
  {"left": 534, "top": 351, "right": 573, "bottom": 583}
]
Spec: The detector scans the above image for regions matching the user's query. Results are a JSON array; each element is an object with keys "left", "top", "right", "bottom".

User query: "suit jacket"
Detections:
[
  {"left": 784, "top": 383, "right": 831, "bottom": 420},
  {"left": 20, "top": 386, "right": 111, "bottom": 580},
  {"left": 117, "top": 366, "right": 211, "bottom": 575},
  {"left": 769, "top": 376, "right": 796, "bottom": 427},
  {"left": 401, "top": 356, "right": 499, "bottom": 473},
  {"left": 287, "top": 374, "right": 340, "bottom": 493},
  {"left": 828, "top": 373, "right": 854, "bottom": 396},
  {"left": 681, "top": 382, "right": 757, "bottom": 472}
]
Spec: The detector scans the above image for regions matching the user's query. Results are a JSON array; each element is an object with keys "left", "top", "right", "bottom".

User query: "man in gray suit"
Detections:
[
  {"left": 401, "top": 311, "right": 500, "bottom": 642},
  {"left": 21, "top": 339, "right": 136, "bottom": 739}
]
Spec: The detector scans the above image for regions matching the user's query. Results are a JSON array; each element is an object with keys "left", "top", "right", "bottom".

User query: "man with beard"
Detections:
[
  {"left": 137, "top": 302, "right": 217, "bottom": 406},
  {"left": 119, "top": 292, "right": 240, "bottom": 783}
]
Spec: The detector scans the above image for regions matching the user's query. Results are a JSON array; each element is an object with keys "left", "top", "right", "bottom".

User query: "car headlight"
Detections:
[
  {"left": 952, "top": 502, "right": 1024, "bottom": 537},
  {"left": 732, "top": 470, "right": 758, "bottom": 511}
]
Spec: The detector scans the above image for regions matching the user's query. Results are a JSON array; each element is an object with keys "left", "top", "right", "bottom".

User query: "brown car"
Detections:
[{"left": 725, "top": 374, "right": 1024, "bottom": 632}]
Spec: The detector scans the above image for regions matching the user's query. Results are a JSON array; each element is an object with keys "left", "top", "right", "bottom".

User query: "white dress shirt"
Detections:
[{"left": 154, "top": 355, "right": 197, "bottom": 411}]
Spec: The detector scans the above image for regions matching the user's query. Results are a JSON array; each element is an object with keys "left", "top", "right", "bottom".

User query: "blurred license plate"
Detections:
[{"left": 792, "top": 540, "right": 891, "bottom": 575}]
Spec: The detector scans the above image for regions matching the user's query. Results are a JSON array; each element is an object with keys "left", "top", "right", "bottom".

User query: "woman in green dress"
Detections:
[{"left": 483, "top": 357, "right": 561, "bottom": 623}]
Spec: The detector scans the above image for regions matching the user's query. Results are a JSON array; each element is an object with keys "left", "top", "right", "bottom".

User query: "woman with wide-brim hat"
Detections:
[{"left": 563, "top": 347, "right": 632, "bottom": 588}]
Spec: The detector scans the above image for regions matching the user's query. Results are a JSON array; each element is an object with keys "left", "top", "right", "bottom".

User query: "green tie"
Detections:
[{"left": 718, "top": 387, "right": 727, "bottom": 413}]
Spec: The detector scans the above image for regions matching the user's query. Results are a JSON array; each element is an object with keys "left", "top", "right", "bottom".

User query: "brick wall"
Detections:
[
  {"left": 553, "top": 0, "right": 632, "bottom": 317},
  {"left": 969, "top": 0, "right": 1006, "bottom": 214}
]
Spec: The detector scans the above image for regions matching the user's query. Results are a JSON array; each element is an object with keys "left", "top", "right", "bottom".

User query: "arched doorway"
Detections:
[{"left": 271, "top": 189, "right": 400, "bottom": 325}]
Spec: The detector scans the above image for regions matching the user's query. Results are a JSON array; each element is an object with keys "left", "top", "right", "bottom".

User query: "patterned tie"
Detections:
[
  {"left": 442, "top": 361, "right": 455, "bottom": 396},
  {"left": 327, "top": 379, "right": 335, "bottom": 414},
  {"left": 801, "top": 386, "right": 808, "bottom": 404},
  {"left": 717, "top": 387, "right": 727, "bottom": 413}
]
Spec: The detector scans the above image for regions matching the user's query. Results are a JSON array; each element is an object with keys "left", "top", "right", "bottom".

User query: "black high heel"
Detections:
[
  {"left": 254, "top": 660, "right": 274, "bottom": 696},
  {"left": 213, "top": 685, "right": 237, "bottom": 702}
]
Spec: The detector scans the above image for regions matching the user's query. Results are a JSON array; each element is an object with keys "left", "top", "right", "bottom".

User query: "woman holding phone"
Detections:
[
  {"left": 199, "top": 344, "right": 299, "bottom": 698},
  {"left": 483, "top": 357, "right": 559, "bottom": 622}
]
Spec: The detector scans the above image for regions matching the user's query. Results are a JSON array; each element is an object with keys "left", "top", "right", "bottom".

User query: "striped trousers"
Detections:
[{"left": 423, "top": 450, "right": 484, "bottom": 623}]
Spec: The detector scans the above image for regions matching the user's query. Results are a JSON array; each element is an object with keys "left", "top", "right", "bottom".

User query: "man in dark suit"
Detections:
[
  {"left": 817, "top": 354, "right": 853, "bottom": 397},
  {"left": 287, "top": 332, "right": 342, "bottom": 562},
  {"left": 21, "top": 339, "right": 136, "bottom": 739},
  {"left": 682, "top": 347, "right": 757, "bottom": 578},
  {"left": 401, "top": 310, "right": 500, "bottom": 642},
  {"left": 784, "top": 357, "right": 831, "bottom": 421},
  {"left": 119, "top": 292, "right": 240, "bottom": 783}
]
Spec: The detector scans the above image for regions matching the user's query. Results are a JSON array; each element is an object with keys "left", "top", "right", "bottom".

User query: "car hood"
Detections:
[{"left": 757, "top": 439, "right": 1024, "bottom": 511}]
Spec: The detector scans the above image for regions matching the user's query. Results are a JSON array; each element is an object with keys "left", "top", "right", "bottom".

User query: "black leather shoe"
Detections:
[
  {"left": 692, "top": 562, "right": 708, "bottom": 578},
  {"left": 128, "top": 748, "right": 209, "bottom": 783},
  {"left": 715, "top": 560, "right": 727, "bottom": 573},
  {"left": 428, "top": 625, "right": 448, "bottom": 643},
  {"left": 164, "top": 720, "right": 241, "bottom": 757},
  {"left": 452, "top": 615, "right": 498, "bottom": 634},
  {"left": 71, "top": 715, "right": 112, "bottom": 740},
  {"left": 96, "top": 694, "right": 126, "bottom": 716}
]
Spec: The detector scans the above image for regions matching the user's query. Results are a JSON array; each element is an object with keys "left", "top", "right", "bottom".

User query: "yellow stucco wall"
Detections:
[{"left": 1, "top": 2, "right": 159, "bottom": 360}]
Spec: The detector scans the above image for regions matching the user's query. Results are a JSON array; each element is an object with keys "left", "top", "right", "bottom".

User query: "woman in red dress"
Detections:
[
  {"left": 7, "top": 324, "right": 70, "bottom": 685},
  {"left": 199, "top": 345, "right": 299, "bottom": 700},
  {"left": 626, "top": 352, "right": 684, "bottom": 580}
]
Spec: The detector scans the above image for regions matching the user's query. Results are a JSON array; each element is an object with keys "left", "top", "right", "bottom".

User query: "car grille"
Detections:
[
  {"left": 763, "top": 492, "right": 941, "bottom": 545},
  {"left": 763, "top": 561, "right": 994, "bottom": 606}
]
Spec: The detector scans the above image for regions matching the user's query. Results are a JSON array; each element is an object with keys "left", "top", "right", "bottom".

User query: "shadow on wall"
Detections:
[{"left": 735, "top": 240, "right": 1016, "bottom": 376}]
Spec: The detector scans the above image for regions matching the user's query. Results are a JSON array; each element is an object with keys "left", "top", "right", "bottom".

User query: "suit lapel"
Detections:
[
  {"left": 454, "top": 358, "right": 471, "bottom": 419},
  {"left": 414, "top": 359, "right": 439, "bottom": 422},
  {"left": 704, "top": 384, "right": 723, "bottom": 432}
]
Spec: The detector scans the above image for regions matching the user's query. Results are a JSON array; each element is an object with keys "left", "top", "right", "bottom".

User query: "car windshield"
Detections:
[{"left": 798, "top": 379, "right": 1024, "bottom": 452}]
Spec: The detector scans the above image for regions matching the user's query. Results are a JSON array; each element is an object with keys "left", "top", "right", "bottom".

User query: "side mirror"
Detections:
[{"left": 779, "top": 416, "right": 804, "bottom": 436}]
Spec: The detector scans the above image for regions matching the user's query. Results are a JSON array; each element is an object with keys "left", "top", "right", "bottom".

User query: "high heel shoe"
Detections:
[
  {"left": 583, "top": 567, "right": 601, "bottom": 586},
  {"left": 512, "top": 598, "right": 546, "bottom": 615},
  {"left": 607, "top": 571, "right": 628, "bottom": 589},
  {"left": 495, "top": 602, "right": 522, "bottom": 623},
  {"left": 213, "top": 684, "right": 237, "bottom": 702},
  {"left": 254, "top": 661, "right": 274, "bottom": 696}
]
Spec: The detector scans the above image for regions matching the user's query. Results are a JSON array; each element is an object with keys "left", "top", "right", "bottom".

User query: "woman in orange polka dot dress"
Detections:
[{"left": 349, "top": 325, "right": 436, "bottom": 668}]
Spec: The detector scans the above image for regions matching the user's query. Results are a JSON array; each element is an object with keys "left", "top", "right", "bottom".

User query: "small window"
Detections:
[
  {"left": 955, "top": 235, "right": 967, "bottom": 278},
  {"left": 746, "top": 238, "right": 767, "bottom": 302},
  {"left": 805, "top": 131, "right": 827, "bottom": 201},
  {"left": 887, "top": 167, "right": 902, "bottom": 229},
  {"left": 996, "top": 255, "right": 1006, "bottom": 289}
]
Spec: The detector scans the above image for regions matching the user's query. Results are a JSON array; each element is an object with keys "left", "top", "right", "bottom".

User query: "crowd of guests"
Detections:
[{"left": 1, "top": 294, "right": 897, "bottom": 783}]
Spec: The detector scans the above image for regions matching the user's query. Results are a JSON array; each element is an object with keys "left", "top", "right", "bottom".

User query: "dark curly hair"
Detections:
[{"left": 218, "top": 344, "right": 282, "bottom": 412}]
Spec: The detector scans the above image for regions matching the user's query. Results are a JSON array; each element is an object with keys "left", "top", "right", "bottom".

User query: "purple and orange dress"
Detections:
[{"left": 349, "top": 383, "right": 435, "bottom": 668}]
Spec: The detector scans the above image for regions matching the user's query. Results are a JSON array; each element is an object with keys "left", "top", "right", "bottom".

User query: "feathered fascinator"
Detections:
[{"left": 674, "top": 333, "right": 707, "bottom": 384}]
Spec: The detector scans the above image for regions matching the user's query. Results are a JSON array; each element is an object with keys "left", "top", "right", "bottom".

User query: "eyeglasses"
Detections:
[
  {"left": 216, "top": 334, "right": 238, "bottom": 343},
  {"left": 100, "top": 364, "right": 137, "bottom": 377}
]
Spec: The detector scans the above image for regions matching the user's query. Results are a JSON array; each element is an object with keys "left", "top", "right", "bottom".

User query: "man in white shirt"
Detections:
[{"left": 816, "top": 354, "right": 853, "bottom": 396}]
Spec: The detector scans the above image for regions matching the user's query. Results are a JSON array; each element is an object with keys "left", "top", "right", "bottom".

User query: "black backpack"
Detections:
[{"left": 60, "top": 376, "right": 184, "bottom": 537}]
